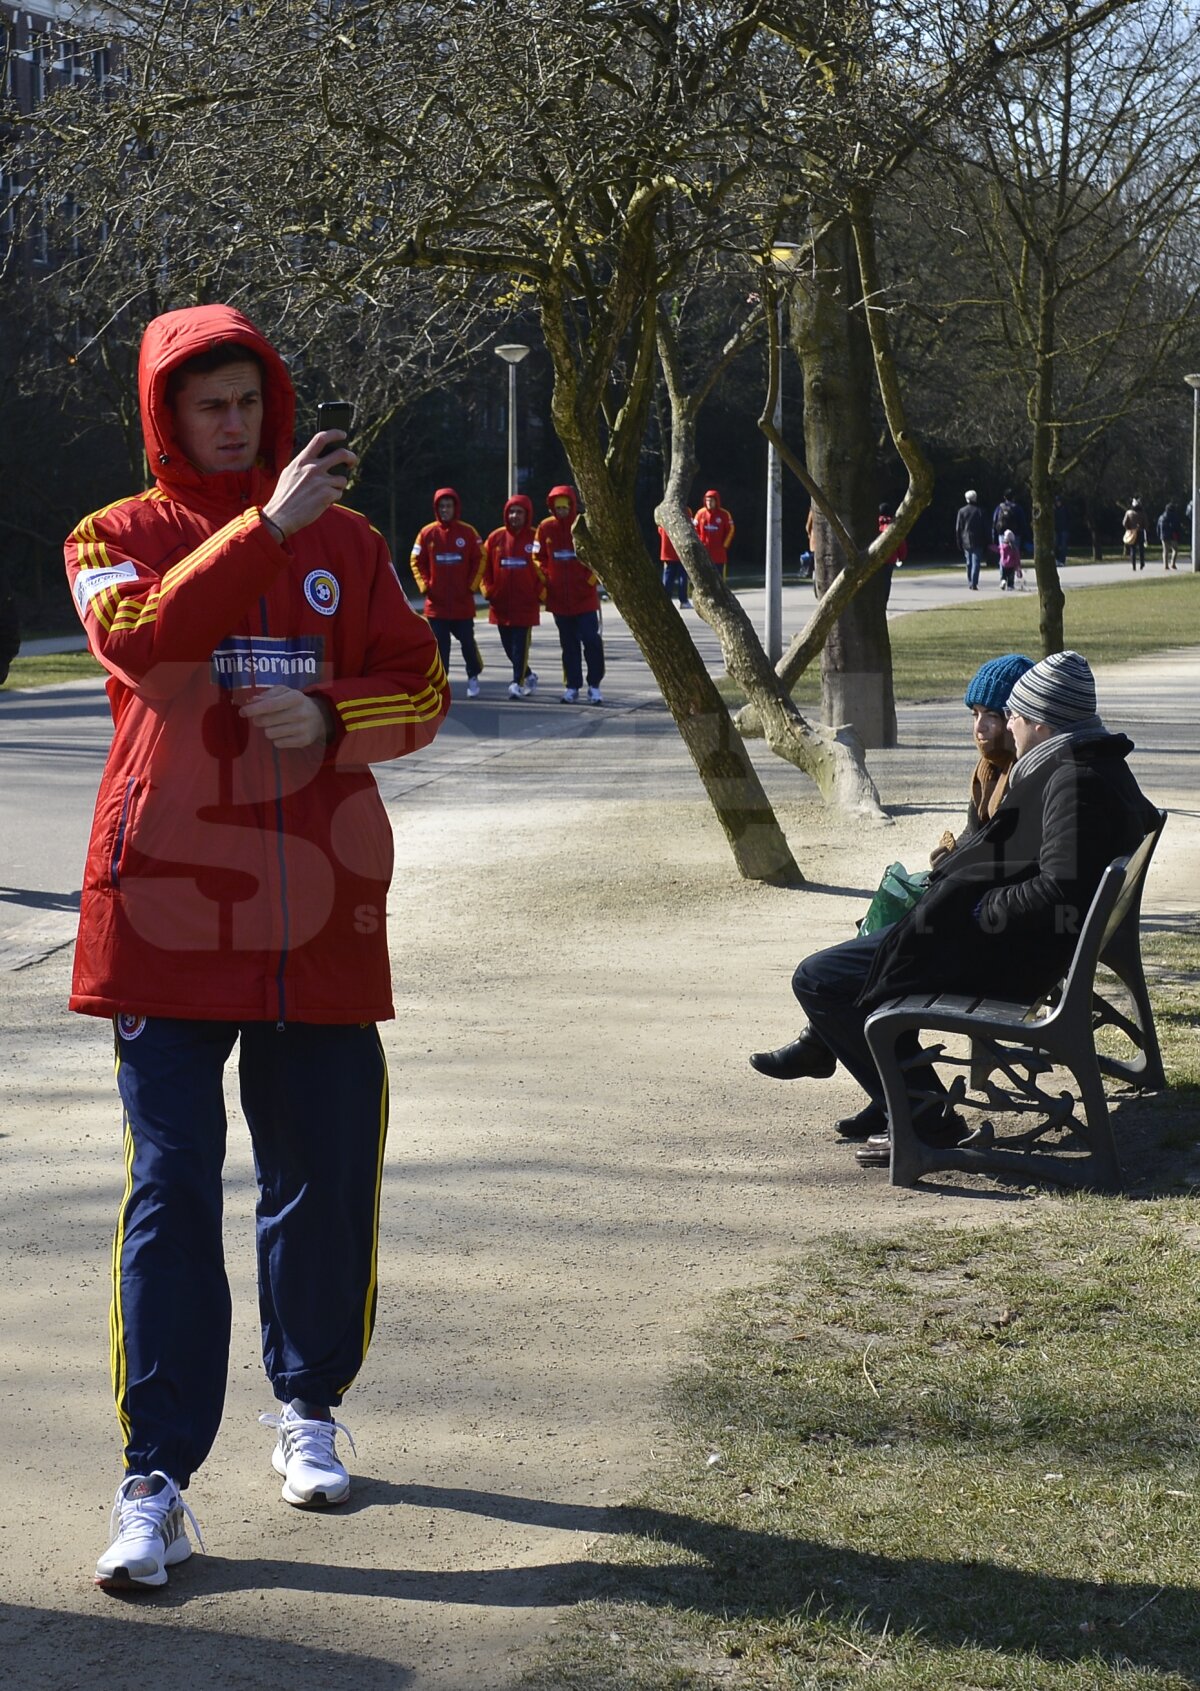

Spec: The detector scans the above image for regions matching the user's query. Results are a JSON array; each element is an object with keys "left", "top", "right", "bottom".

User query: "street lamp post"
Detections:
[
  {"left": 764, "top": 244, "right": 801, "bottom": 663},
  {"left": 495, "top": 343, "right": 530, "bottom": 498},
  {"left": 1186, "top": 375, "right": 1200, "bottom": 573}
]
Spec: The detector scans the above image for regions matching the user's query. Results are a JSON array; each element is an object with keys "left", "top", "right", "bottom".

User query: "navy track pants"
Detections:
[
  {"left": 554, "top": 611, "right": 605, "bottom": 691},
  {"left": 110, "top": 1016, "right": 389, "bottom": 1486}
]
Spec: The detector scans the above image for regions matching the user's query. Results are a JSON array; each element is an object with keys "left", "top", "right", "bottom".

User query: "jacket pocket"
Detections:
[{"left": 107, "top": 776, "right": 143, "bottom": 890}]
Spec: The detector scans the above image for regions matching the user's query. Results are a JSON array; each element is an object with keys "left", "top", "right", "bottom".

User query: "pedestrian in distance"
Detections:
[
  {"left": 694, "top": 489, "right": 735, "bottom": 577},
  {"left": 1122, "top": 498, "right": 1148, "bottom": 571},
  {"left": 997, "top": 528, "right": 1021, "bottom": 591},
  {"left": 410, "top": 488, "right": 487, "bottom": 696},
  {"left": 1053, "top": 493, "right": 1070, "bottom": 570},
  {"left": 64, "top": 304, "right": 451, "bottom": 1591},
  {"left": 1157, "top": 502, "right": 1182, "bottom": 570},
  {"left": 991, "top": 487, "right": 1027, "bottom": 547},
  {"left": 954, "top": 489, "right": 989, "bottom": 590},
  {"left": 659, "top": 509, "right": 692, "bottom": 608},
  {"left": 482, "top": 493, "right": 545, "bottom": 697},
  {"left": 533, "top": 484, "right": 606, "bottom": 703}
]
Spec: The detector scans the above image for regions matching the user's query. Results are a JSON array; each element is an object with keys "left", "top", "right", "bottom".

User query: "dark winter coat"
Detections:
[
  {"left": 859, "top": 733, "right": 1157, "bottom": 1010},
  {"left": 955, "top": 501, "right": 990, "bottom": 552}
]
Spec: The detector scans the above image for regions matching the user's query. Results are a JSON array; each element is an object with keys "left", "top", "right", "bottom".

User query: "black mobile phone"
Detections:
[{"left": 316, "top": 401, "right": 354, "bottom": 477}]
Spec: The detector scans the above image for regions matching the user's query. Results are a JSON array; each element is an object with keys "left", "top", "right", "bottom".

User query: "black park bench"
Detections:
[{"left": 863, "top": 811, "right": 1167, "bottom": 1191}]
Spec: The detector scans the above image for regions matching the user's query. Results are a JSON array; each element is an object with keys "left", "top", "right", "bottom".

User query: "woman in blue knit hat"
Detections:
[{"left": 930, "top": 652, "right": 1036, "bottom": 865}]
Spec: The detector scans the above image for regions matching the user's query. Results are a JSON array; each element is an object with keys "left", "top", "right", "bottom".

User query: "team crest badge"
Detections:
[
  {"left": 303, "top": 569, "right": 340, "bottom": 616},
  {"left": 117, "top": 1013, "right": 146, "bottom": 1041},
  {"left": 455, "top": 536, "right": 466, "bottom": 548}
]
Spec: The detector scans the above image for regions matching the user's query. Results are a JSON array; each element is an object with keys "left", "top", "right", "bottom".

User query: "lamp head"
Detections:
[{"left": 495, "top": 344, "right": 530, "bottom": 365}]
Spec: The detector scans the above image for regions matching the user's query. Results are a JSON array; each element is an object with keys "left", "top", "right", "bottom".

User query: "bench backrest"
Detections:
[{"left": 1058, "top": 815, "right": 1164, "bottom": 1010}]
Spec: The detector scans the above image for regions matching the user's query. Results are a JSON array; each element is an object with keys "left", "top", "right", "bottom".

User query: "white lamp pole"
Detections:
[
  {"left": 495, "top": 343, "right": 530, "bottom": 497},
  {"left": 1186, "top": 375, "right": 1200, "bottom": 573},
  {"left": 764, "top": 244, "right": 801, "bottom": 663}
]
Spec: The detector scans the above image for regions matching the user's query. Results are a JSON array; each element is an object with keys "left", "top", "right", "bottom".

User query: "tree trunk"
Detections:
[
  {"left": 1029, "top": 274, "right": 1066, "bottom": 655},
  {"left": 790, "top": 221, "right": 897, "bottom": 748},
  {"left": 574, "top": 481, "right": 805, "bottom": 885}
]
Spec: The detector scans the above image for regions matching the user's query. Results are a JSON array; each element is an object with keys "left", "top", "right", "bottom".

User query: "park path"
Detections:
[{"left": 1, "top": 572, "right": 1196, "bottom": 1690}]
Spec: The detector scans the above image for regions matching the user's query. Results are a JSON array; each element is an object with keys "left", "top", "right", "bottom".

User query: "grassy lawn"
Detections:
[
  {"left": 3, "top": 650, "right": 103, "bottom": 690},
  {"left": 6, "top": 574, "right": 1200, "bottom": 696},
  {"left": 725, "top": 571, "right": 1200, "bottom": 709},
  {"left": 520, "top": 933, "right": 1200, "bottom": 1691}
]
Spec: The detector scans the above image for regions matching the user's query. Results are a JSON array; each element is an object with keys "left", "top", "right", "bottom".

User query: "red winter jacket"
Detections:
[
  {"left": 409, "top": 488, "right": 484, "bottom": 620},
  {"left": 64, "top": 304, "right": 450, "bottom": 1025},
  {"left": 694, "top": 492, "right": 735, "bottom": 566},
  {"left": 533, "top": 486, "right": 600, "bottom": 616},
  {"left": 878, "top": 513, "right": 908, "bottom": 565},
  {"left": 482, "top": 496, "right": 544, "bottom": 625},
  {"left": 658, "top": 510, "right": 693, "bottom": 563}
]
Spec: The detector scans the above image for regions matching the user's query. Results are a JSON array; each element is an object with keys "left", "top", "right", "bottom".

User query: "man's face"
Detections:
[
  {"left": 972, "top": 706, "right": 1010, "bottom": 764},
  {"left": 507, "top": 506, "right": 526, "bottom": 532},
  {"left": 553, "top": 498, "right": 571, "bottom": 518},
  {"left": 436, "top": 497, "right": 456, "bottom": 523},
  {"left": 1007, "top": 709, "right": 1049, "bottom": 761},
  {"left": 705, "top": 493, "right": 719, "bottom": 512},
  {"left": 170, "top": 359, "right": 263, "bottom": 475}
]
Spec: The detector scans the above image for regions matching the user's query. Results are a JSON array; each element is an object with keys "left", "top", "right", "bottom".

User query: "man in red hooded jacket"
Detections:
[
  {"left": 482, "top": 494, "right": 545, "bottom": 697},
  {"left": 409, "top": 488, "right": 486, "bottom": 697},
  {"left": 533, "top": 484, "right": 606, "bottom": 703},
  {"left": 694, "top": 489, "right": 735, "bottom": 575},
  {"left": 65, "top": 305, "right": 449, "bottom": 1591}
]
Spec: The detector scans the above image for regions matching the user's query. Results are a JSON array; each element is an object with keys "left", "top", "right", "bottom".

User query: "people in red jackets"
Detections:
[
  {"left": 64, "top": 304, "right": 449, "bottom": 1588},
  {"left": 659, "top": 509, "right": 693, "bottom": 608},
  {"left": 533, "top": 484, "right": 606, "bottom": 703},
  {"left": 694, "top": 489, "right": 735, "bottom": 575},
  {"left": 482, "top": 494, "right": 545, "bottom": 698},
  {"left": 409, "top": 487, "right": 486, "bottom": 697}
]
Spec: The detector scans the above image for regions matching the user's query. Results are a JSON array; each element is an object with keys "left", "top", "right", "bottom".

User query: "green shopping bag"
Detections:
[{"left": 859, "top": 861, "right": 930, "bottom": 935}]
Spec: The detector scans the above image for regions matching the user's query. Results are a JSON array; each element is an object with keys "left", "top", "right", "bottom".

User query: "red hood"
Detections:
[
  {"left": 138, "top": 305, "right": 295, "bottom": 508},
  {"left": 546, "top": 485, "right": 578, "bottom": 521},
  {"left": 704, "top": 489, "right": 721, "bottom": 506},
  {"left": 505, "top": 494, "right": 534, "bottom": 531},
  {"left": 433, "top": 486, "right": 460, "bottom": 524}
]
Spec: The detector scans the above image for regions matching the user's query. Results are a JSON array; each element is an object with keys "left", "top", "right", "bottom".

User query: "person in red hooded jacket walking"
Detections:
[
  {"left": 694, "top": 489, "right": 735, "bottom": 576},
  {"left": 533, "top": 484, "right": 606, "bottom": 703},
  {"left": 409, "top": 487, "right": 486, "bottom": 697},
  {"left": 65, "top": 305, "right": 450, "bottom": 1590},
  {"left": 482, "top": 494, "right": 545, "bottom": 697}
]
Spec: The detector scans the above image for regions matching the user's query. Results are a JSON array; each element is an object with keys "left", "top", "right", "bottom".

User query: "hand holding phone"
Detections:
[{"left": 316, "top": 401, "right": 354, "bottom": 483}]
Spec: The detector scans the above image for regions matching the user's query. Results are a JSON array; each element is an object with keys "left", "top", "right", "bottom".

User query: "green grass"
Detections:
[
  {"left": 3, "top": 651, "right": 102, "bottom": 690},
  {"left": 7, "top": 572, "right": 1200, "bottom": 697},
  {"left": 723, "top": 572, "right": 1200, "bottom": 708},
  {"left": 520, "top": 935, "right": 1200, "bottom": 1691}
]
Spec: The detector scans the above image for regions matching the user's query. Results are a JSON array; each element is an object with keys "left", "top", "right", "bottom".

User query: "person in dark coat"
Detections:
[
  {"left": 780, "top": 652, "right": 1158, "bottom": 1167},
  {"left": 954, "top": 490, "right": 990, "bottom": 590}
]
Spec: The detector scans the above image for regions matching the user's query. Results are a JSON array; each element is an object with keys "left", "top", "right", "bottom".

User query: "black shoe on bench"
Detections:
[
  {"left": 749, "top": 1027, "right": 837, "bottom": 1081},
  {"left": 855, "top": 1106, "right": 969, "bottom": 1168}
]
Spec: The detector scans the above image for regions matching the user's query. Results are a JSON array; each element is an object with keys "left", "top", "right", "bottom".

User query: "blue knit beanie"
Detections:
[{"left": 964, "top": 653, "right": 1035, "bottom": 713}]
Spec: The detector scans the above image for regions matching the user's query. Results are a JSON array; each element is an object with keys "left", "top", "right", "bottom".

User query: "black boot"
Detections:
[
  {"left": 834, "top": 1101, "right": 887, "bottom": 1140},
  {"left": 749, "top": 1026, "right": 837, "bottom": 1080}
]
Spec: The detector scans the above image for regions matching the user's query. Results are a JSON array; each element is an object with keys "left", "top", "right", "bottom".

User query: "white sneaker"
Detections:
[
  {"left": 261, "top": 1404, "right": 355, "bottom": 1508},
  {"left": 465, "top": 676, "right": 480, "bottom": 698},
  {"left": 561, "top": 687, "right": 579, "bottom": 703},
  {"left": 587, "top": 686, "right": 604, "bottom": 705},
  {"left": 94, "top": 1470, "right": 202, "bottom": 1590},
  {"left": 508, "top": 681, "right": 525, "bottom": 699},
  {"left": 525, "top": 670, "right": 539, "bottom": 693}
]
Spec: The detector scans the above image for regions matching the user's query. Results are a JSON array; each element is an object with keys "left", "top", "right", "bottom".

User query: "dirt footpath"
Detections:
[{"left": 2, "top": 651, "right": 1196, "bottom": 1690}]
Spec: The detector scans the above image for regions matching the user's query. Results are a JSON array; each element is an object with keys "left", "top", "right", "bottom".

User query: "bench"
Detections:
[{"left": 863, "top": 811, "right": 1166, "bottom": 1191}]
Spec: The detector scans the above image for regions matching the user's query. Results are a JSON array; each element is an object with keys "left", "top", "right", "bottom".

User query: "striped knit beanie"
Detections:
[
  {"left": 1005, "top": 650, "right": 1097, "bottom": 729},
  {"left": 964, "top": 653, "right": 1035, "bottom": 713}
]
